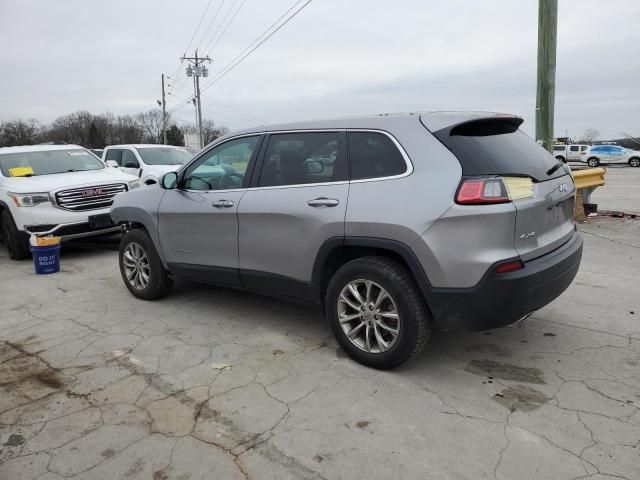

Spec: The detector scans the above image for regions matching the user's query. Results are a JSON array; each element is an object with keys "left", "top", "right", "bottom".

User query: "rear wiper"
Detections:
[{"left": 546, "top": 161, "right": 564, "bottom": 176}]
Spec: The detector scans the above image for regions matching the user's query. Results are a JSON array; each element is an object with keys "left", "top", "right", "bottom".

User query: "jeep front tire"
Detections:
[{"left": 119, "top": 228, "right": 172, "bottom": 300}]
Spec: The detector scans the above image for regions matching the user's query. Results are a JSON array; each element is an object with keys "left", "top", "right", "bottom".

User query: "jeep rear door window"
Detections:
[
  {"left": 258, "top": 132, "right": 345, "bottom": 187},
  {"left": 182, "top": 136, "right": 259, "bottom": 191},
  {"left": 429, "top": 117, "right": 564, "bottom": 181},
  {"left": 348, "top": 131, "right": 407, "bottom": 180}
]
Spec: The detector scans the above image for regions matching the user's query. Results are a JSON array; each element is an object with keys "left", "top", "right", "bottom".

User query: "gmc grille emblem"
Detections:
[{"left": 82, "top": 188, "right": 104, "bottom": 197}]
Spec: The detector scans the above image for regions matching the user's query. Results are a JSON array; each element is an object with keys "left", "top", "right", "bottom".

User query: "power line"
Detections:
[
  {"left": 167, "top": 93, "right": 195, "bottom": 115},
  {"left": 169, "top": 81, "right": 264, "bottom": 124},
  {"left": 206, "top": 0, "right": 248, "bottom": 56},
  {"left": 200, "top": 0, "right": 313, "bottom": 94},
  {"left": 168, "top": 0, "right": 215, "bottom": 97},
  {"left": 201, "top": 0, "right": 245, "bottom": 56},
  {"left": 199, "top": 99, "right": 253, "bottom": 128},
  {"left": 194, "top": 0, "right": 227, "bottom": 53},
  {"left": 204, "top": 97, "right": 265, "bottom": 124},
  {"left": 183, "top": 0, "right": 217, "bottom": 56}
]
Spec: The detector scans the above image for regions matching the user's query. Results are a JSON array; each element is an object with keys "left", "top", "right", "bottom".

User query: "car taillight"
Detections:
[
  {"left": 580, "top": 151, "right": 586, "bottom": 155},
  {"left": 456, "top": 178, "right": 510, "bottom": 204},
  {"left": 495, "top": 259, "right": 524, "bottom": 273},
  {"left": 456, "top": 176, "right": 534, "bottom": 205}
]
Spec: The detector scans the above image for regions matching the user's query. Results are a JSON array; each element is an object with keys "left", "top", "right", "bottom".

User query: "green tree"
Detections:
[
  {"left": 88, "top": 122, "right": 106, "bottom": 148},
  {"left": 165, "top": 125, "right": 184, "bottom": 146}
]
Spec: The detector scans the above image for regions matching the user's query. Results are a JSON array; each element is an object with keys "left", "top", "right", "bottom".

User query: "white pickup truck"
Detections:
[
  {"left": 553, "top": 144, "right": 589, "bottom": 163},
  {"left": 0, "top": 144, "right": 139, "bottom": 259},
  {"left": 102, "top": 144, "right": 193, "bottom": 186}
]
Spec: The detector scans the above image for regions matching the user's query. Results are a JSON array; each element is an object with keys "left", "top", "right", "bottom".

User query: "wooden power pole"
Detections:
[
  {"left": 535, "top": 0, "right": 558, "bottom": 153},
  {"left": 181, "top": 50, "right": 212, "bottom": 148},
  {"left": 161, "top": 74, "right": 167, "bottom": 145}
]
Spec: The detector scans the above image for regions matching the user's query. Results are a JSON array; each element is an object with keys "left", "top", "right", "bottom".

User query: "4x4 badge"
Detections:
[{"left": 558, "top": 182, "right": 568, "bottom": 192}]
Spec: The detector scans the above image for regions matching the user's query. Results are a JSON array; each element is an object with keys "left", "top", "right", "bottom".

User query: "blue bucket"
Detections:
[{"left": 31, "top": 244, "right": 61, "bottom": 274}]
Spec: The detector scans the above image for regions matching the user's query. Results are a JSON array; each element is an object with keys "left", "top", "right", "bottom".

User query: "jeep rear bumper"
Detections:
[{"left": 428, "top": 231, "right": 583, "bottom": 331}]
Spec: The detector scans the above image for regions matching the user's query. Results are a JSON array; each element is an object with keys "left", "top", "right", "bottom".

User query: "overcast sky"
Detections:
[{"left": 1, "top": 0, "right": 638, "bottom": 139}]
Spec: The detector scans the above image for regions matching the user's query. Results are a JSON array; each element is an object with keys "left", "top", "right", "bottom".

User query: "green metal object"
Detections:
[{"left": 535, "top": 0, "right": 558, "bottom": 154}]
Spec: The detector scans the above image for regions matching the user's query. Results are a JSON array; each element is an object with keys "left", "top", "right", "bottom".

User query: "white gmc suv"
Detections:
[{"left": 0, "top": 144, "right": 139, "bottom": 260}]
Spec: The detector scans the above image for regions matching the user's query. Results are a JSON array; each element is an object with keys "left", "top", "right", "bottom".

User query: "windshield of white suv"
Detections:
[
  {"left": 135, "top": 147, "right": 192, "bottom": 165},
  {"left": 0, "top": 149, "right": 105, "bottom": 177}
]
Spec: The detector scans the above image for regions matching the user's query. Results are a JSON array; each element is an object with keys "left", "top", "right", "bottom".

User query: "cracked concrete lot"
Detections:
[{"left": 1, "top": 218, "right": 639, "bottom": 479}]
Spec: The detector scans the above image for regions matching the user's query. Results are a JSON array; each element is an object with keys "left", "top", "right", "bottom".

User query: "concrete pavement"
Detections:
[
  {"left": 590, "top": 166, "right": 640, "bottom": 215},
  {"left": 1, "top": 213, "right": 639, "bottom": 479}
]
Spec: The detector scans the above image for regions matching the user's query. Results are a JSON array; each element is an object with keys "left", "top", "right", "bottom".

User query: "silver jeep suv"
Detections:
[{"left": 110, "top": 112, "right": 583, "bottom": 369}]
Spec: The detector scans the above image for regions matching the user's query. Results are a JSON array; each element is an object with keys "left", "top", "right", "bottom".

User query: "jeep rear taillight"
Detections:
[
  {"left": 456, "top": 176, "right": 534, "bottom": 205},
  {"left": 456, "top": 178, "right": 510, "bottom": 205}
]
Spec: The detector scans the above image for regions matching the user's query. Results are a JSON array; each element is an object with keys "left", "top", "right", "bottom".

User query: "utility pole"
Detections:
[
  {"left": 535, "top": 0, "right": 558, "bottom": 153},
  {"left": 181, "top": 50, "right": 212, "bottom": 148},
  {"left": 161, "top": 74, "right": 167, "bottom": 145}
]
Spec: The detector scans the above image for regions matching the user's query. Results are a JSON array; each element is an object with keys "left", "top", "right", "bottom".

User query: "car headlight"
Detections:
[
  {"left": 8, "top": 192, "right": 51, "bottom": 207},
  {"left": 128, "top": 180, "right": 140, "bottom": 190}
]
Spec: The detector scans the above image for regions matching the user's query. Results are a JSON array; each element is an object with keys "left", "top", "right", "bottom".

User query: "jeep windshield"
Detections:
[
  {"left": 135, "top": 147, "right": 192, "bottom": 165},
  {"left": 0, "top": 149, "right": 105, "bottom": 177}
]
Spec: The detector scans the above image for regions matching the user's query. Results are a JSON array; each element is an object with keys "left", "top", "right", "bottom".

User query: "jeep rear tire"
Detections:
[
  {"left": 0, "top": 210, "right": 30, "bottom": 260},
  {"left": 119, "top": 228, "right": 172, "bottom": 300},
  {"left": 325, "top": 256, "right": 430, "bottom": 369}
]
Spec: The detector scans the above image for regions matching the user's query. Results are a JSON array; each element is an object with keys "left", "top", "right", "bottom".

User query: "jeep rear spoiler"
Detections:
[{"left": 420, "top": 112, "right": 523, "bottom": 134}]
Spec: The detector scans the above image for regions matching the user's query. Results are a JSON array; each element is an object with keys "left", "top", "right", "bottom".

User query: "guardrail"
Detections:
[
  {"left": 571, "top": 167, "right": 606, "bottom": 220},
  {"left": 572, "top": 167, "right": 606, "bottom": 191}
]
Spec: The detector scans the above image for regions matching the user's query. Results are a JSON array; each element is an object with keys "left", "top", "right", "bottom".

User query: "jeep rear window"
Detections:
[{"left": 429, "top": 118, "right": 565, "bottom": 181}]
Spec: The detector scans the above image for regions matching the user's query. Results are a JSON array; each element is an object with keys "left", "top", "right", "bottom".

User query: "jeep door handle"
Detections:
[
  {"left": 212, "top": 199, "right": 234, "bottom": 208},
  {"left": 307, "top": 197, "right": 339, "bottom": 208}
]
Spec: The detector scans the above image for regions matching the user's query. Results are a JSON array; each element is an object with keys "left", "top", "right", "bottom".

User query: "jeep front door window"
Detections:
[{"left": 182, "top": 136, "right": 259, "bottom": 191}]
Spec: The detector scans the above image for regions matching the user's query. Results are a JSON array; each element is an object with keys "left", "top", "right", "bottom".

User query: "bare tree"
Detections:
[
  {"left": 136, "top": 109, "right": 170, "bottom": 144},
  {"left": 580, "top": 128, "right": 600, "bottom": 144},
  {"left": 182, "top": 119, "right": 230, "bottom": 146},
  {"left": 112, "top": 115, "right": 144, "bottom": 144},
  {"left": 0, "top": 110, "right": 228, "bottom": 148},
  {"left": 48, "top": 111, "right": 95, "bottom": 145},
  {"left": 0, "top": 119, "right": 42, "bottom": 146}
]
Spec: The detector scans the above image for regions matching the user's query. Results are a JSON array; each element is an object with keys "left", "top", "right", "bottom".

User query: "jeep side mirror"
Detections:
[{"left": 161, "top": 171, "right": 178, "bottom": 190}]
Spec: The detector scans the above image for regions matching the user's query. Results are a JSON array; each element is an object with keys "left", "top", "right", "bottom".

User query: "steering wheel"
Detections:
[{"left": 217, "top": 172, "right": 243, "bottom": 189}]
